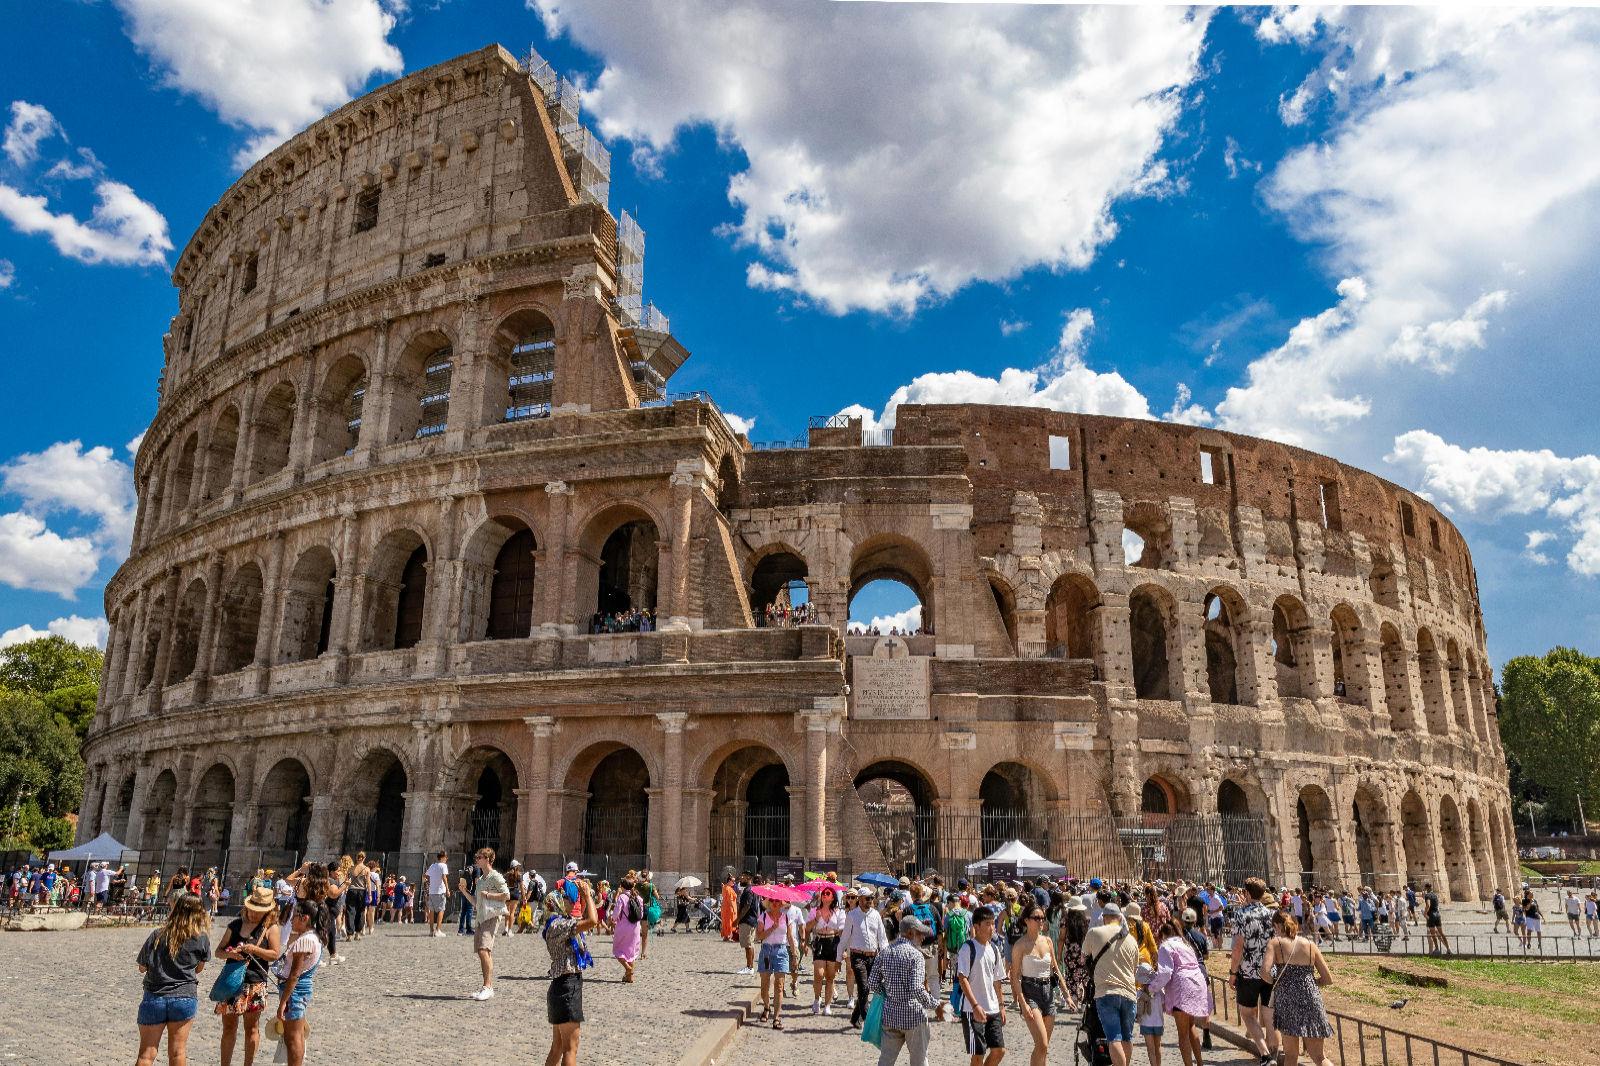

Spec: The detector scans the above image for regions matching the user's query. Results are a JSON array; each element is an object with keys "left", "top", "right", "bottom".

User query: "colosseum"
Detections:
[{"left": 78, "top": 45, "right": 1518, "bottom": 901}]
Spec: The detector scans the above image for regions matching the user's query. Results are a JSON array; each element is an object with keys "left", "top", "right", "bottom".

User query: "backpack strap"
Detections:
[{"left": 1088, "top": 926, "right": 1128, "bottom": 997}]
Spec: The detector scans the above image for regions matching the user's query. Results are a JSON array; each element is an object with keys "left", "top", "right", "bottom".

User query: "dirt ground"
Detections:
[{"left": 1210, "top": 953, "right": 1600, "bottom": 1065}]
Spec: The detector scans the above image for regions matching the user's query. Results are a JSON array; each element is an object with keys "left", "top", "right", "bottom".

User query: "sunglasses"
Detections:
[{"left": 1027, "top": 913, "right": 1045, "bottom": 921}]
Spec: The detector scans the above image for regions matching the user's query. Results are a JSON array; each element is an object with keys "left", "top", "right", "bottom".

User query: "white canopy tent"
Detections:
[
  {"left": 964, "top": 840, "right": 1067, "bottom": 878},
  {"left": 47, "top": 832, "right": 129, "bottom": 862}
]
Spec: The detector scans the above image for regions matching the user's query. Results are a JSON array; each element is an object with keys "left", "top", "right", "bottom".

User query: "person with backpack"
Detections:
[
  {"left": 610, "top": 874, "right": 644, "bottom": 983},
  {"left": 943, "top": 896, "right": 972, "bottom": 984},
  {"left": 1084, "top": 902, "right": 1139, "bottom": 1066},
  {"left": 955, "top": 906, "right": 1009, "bottom": 1066}
]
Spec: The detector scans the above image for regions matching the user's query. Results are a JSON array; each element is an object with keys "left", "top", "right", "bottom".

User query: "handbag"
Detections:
[
  {"left": 209, "top": 921, "right": 267, "bottom": 1003},
  {"left": 861, "top": 993, "right": 886, "bottom": 1047}
]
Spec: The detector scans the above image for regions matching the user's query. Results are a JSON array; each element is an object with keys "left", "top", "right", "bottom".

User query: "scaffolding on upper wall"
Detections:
[{"left": 523, "top": 47, "right": 611, "bottom": 208}]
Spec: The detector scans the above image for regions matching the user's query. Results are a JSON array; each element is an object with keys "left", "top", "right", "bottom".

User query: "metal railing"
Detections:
[
  {"left": 1319, "top": 930, "right": 1600, "bottom": 959},
  {"left": 1206, "top": 973, "right": 1525, "bottom": 1066}
]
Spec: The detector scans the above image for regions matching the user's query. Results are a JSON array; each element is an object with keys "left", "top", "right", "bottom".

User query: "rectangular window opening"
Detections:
[
  {"left": 1199, "top": 447, "right": 1226, "bottom": 486},
  {"left": 240, "top": 253, "right": 259, "bottom": 295},
  {"left": 1429, "top": 517, "right": 1442, "bottom": 551},
  {"left": 1319, "top": 480, "right": 1343, "bottom": 531},
  {"left": 353, "top": 187, "right": 380, "bottom": 234},
  {"left": 1048, "top": 434, "right": 1071, "bottom": 471},
  {"left": 1401, "top": 501, "right": 1416, "bottom": 537}
]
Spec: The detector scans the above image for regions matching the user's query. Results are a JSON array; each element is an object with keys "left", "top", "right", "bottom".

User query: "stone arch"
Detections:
[
  {"left": 1122, "top": 500, "right": 1170, "bottom": 569},
  {"left": 1379, "top": 623, "right": 1416, "bottom": 731},
  {"left": 849, "top": 533, "right": 937, "bottom": 634},
  {"left": 202, "top": 404, "right": 240, "bottom": 501},
  {"left": 1294, "top": 783, "right": 1339, "bottom": 889},
  {"left": 1044, "top": 572, "right": 1099, "bottom": 661},
  {"left": 455, "top": 746, "right": 520, "bottom": 857},
  {"left": 1330, "top": 603, "right": 1370, "bottom": 707},
  {"left": 361, "top": 527, "right": 430, "bottom": 652},
  {"left": 1466, "top": 797, "right": 1494, "bottom": 901},
  {"left": 166, "top": 576, "right": 208, "bottom": 684},
  {"left": 278, "top": 545, "right": 337, "bottom": 663},
  {"left": 1128, "top": 583, "right": 1179, "bottom": 700},
  {"left": 186, "top": 762, "right": 236, "bottom": 850},
  {"left": 1350, "top": 784, "right": 1387, "bottom": 886},
  {"left": 986, "top": 574, "right": 1018, "bottom": 653},
  {"left": 139, "top": 769, "right": 178, "bottom": 851},
  {"left": 1487, "top": 802, "right": 1510, "bottom": 897},
  {"left": 1369, "top": 553, "right": 1401, "bottom": 610},
  {"left": 248, "top": 379, "right": 296, "bottom": 483},
  {"left": 1465, "top": 652, "right": 1489, "bottom": 740},
  {"left": 978, "top": 760, "right": 1056, "bottom": 855},
  {"left": 255, "top": 757, "right": 312, "bottom": 855},
  {"left": 311, "top": 352, "right": 367, "bottom": 463},
  {"left": 708, "top": 742, "right": 794, "bottom": 864},
  {"left": 492, "top": 306, "right": 558, "bottom": 424},
  {"left": 1141, "top": 773, "right": 1192, "bottom": 821},
  {"left": 338, "top": 746, "right": 409, "bottom": 854},
  {"left": 1438, "top": 794, "right": 1473, "bottom": 902},
  {"left": 855, "top": 759, "right": 941, "bottom": 875},
  {"left": 214, "top": 561, "right": 264, "bottom": 674},
  {"left": 1446, "top": 638, "right": 1472, "bottom": 733},
  {"left": 171, "top": 430, "right": 200, "bottom": 515},
  {"left": 476, "top": 517, "right": 538, "bottom": 642},
  {"left": 1400, "top": 788, "right": 1435, "bottom": 888},
  {"left": 142, "top": 449, "right": 168, "bottom": 540},
  {"left": 1217, "top": 776, "right": 1269, "bottom": 884},
  {"left": 748, "top": 545, "right": 810, "bottom": 625},
  {"left": 1271, "top": 595, "right": 1316, "bottom": 700},
  {"left": 716, "top": 452, "right": 740, "bottom": 515},
  {"left": 389, "top": 328, "right": 455, "bottom": 441},
  {"left": 565, "top": 742, "right": 652, "bottom": 861},
  {"left": 1415, "top": 628, "right": 1451, "bottom": 735},
  {"left": 1204, "top": 585, "right": 1247, "bottom": 705},
  {"left": 577, "top": 502, "right": 662, "bottom": 623},
  {"left": 110, "top": 772, "right": 135, "bottom": 842}
]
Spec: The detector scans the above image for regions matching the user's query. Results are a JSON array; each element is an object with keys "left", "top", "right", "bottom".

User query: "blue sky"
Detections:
[{"left": 1, "top": 2, "right": 1597, "bottom": 665}]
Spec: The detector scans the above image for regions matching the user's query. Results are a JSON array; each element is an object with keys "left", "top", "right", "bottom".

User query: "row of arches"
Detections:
[{"left": 136, "top": 309, "right": 561, "bottom": 549}]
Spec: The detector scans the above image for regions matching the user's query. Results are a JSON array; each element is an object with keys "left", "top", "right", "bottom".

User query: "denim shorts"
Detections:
[
  {"left": 1095, "top": 994, "right": 1136, "bottom": 1044},
  {"left": 757, "top": 942, "right": 790, "bottom": 974},
  {"left": 137, "top": 993, "right": 198, "bottom": 1026},
  {"left": 279, "top": 976, "right": 313, "bottom": 1021}
]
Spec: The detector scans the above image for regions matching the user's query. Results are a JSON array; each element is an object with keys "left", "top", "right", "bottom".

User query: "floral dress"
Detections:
[{"left": 1060, "top": 938, "right": 1091, "bottom": 1005}]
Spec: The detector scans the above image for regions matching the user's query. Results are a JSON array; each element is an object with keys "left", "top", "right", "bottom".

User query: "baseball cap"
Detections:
[
  {"left": 1102, "top": 902, "right": 1122, "bottom": 918},
  {"left": 899, "top": 914, "right": 933, "bottom": 937},
  {"left": 565, "top": 861, "right": 579, "bottom": 872},
  {"left": 1089, "top": 877, "right": 1102, "bottom": 889},
  {"left": 510, "top": 859, "right": 522, "bottom": 867},
  {"left": 1182, "top": 908, "right": 1198, "bottom": 924}
]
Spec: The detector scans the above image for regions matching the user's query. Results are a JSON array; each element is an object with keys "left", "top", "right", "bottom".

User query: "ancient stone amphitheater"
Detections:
[{"left": 78, "top": 45, "right": 1516, "bottom": 900}]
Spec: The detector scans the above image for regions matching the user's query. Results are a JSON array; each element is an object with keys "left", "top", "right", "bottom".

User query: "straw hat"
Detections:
[{"left": 242, "top": 885, "right": 276, "bottom": 917}]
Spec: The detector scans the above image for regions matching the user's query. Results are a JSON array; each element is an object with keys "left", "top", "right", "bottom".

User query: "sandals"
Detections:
[{"left": 773, "top": 1017, "right": 783, "bottom": 1030}]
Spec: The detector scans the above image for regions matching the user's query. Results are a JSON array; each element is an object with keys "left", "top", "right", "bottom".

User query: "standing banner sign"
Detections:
[
  {"left": 986, "top": 861, "right": 1018, "bottom": 882},
  {"left": 808, "top": 859, "right": 839, "bottom": 879},
  {"left": 775, "top": 858, "right": 805, "bottom": 882}
]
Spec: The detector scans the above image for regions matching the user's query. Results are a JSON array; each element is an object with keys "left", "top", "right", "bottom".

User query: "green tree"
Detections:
[
  {"left": 0, "top": 688, "right": 85, "bottom": 850},
  {"left": 0, "top": 634, "right": 102, "bottom": 695},
  {"left": 1499, "top": 647, "right": 1600, "bottom": 824},
  {"left": 41, "top": 681, "right": 99, "bottom": 741}
]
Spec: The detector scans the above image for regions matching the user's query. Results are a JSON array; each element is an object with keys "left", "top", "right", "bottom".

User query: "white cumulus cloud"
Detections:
[
  {"left": 112, "top": 0, "right": 405, "bottom": 167},
  {"left": 1523, "top": 530, "right": 1555, "bottom": 566},
  {"left": 722, "top": 412, "right": 756, "bottom": 437},
  {"left": 0, "top": 439, "right": 138, "bottom": 598},
  {"left": 533, "top": 1, "right": 1210, "bottom": 314},
  {"left": 0, "top": 513, "right": 100, "bottom": 597},
  {"left": 849, "top": 604, "right": 922, "bottom": 635},
  {"left": 0, "top": 614, "right": 109, "bottom": 650},
  {"left": 0, "top": 180, "right": 171, "bottom": 267},
  {"left": 0, "top": 258, "right": 13, "bottom": 289},
  {"left": 3, "top": 100, "right": 60, "bottom": 167},
  {"left": 1386, "top": 429, "right": 1600, "bottom": 576}
]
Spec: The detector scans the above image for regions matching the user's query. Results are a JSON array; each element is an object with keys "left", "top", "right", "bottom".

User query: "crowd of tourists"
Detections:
[
  {"left": 587, "top": 607, "right": 656, "bottom": 633},
  {"left": 762, "top": 600, "right": 819, "bottom": 627}
]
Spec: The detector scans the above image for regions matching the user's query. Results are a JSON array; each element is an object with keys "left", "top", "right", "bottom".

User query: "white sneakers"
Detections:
[
  {"left": 735, "top": 966, "right": 754, "bottom": 975},
  {"left": 433, "top": 930, "right": 446, "bottom": 938},
  {"left": 822, "top": 1003, "right": 833, "bottom": 1016},
  {"left": 471, "top": 987, "right": 495, "bottom": 1001},
  {"left": 812, "top": 1000, "right": 820, "bottom": 1015}
]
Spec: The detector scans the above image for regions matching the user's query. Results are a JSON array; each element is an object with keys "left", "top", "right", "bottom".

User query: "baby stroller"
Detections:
[
  {"left": 695, "top": 895, "right": 719, "bottom": 932},
  {"left": 1074, "top": 1004, "right": 1113, "bottom": 1066}
]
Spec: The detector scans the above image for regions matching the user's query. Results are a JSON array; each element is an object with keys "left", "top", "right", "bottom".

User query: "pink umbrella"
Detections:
[
  {"left": 752, "top": 883, "right": 811, "bottom": 904},
  {"left": 798, "top": 879, "right": 843, "bottom": 895}
]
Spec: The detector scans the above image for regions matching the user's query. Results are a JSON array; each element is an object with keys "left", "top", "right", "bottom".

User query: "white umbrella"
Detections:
[{"left": 674, "top": 875, "right": 704, "bottom": 890}]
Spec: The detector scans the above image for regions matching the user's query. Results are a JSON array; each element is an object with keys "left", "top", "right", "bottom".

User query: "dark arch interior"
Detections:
[
  {"left": 487, "top": 527, "right": 536, "bottom": 640},
  {"left": 258, "top": 759, "right": 311, "bottom": 855},
  {"left": 978, "top": 762, "right": 1047, "bottom": 855},
  {"left": 583, "top": 747, "right": 649, "bottom": 858},
  {"left": 393, "top": 545, "right": 428, "bottom": 649},
  {"left": 1203, "top": 593, "right": 1239, "bottom": 704},
  {"left": 598, "top": 520, "right": 658, "bottom": 617},
  {"left": 744, "top": 762, "right": 791, "bottom": 858},
  {"left": 1142, "top": 777, "right": 1173, "bottom": 816},
  {"left": 750, "top": 551, "right": 808, "bottom": 623},
  {"left": 1129, "top": 591, "right": 1172, "bottom": 700},
  {"left": 1217, "top": 779, "right": 1249, "bottom": 815},
  {"left": 854, "top": 760, "right": 938, "bottom": 875}
]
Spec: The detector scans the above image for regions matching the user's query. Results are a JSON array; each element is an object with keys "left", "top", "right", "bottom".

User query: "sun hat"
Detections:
[
  {"left": 1125, "top": 902, "right": 1143, "bottom": 919},
  {"left": 242, "top": 885, "right": 276, "bottom": 916},
  {"left": 1182, "top": 908, "right": 1198, "bottom": 924},
  {"left": 1067, "top": 899, "right": 1088, "bottom": 912}
]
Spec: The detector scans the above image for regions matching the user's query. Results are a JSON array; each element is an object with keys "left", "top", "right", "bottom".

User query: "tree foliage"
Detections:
[
  {"left": 0, "top": 635, "right": 102, "bottom": 695},
  {"left": 0, "top": 688, "right": 85, "bottom": 849},
  {"left": 1499, "top": 647, "right": 1600, "bottom": 824}
]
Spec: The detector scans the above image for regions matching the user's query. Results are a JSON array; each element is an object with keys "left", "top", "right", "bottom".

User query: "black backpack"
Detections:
[{"left": 626, "top": 892, "right": 644, "bottom": 924}]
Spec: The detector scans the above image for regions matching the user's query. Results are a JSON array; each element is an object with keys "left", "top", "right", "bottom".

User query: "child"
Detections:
[
  {"left": 272, "top": 899, "right": 324, "bottom": 1066},
  {"left": 135, "top": 892, "right": 211, "bottom": 1066}
]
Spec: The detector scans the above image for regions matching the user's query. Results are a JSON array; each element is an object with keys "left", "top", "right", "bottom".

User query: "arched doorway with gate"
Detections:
[
  {"left": 707, "top": 744, "right": 793, "bottom": 874},
  {"left": 855, "top": 761, "right": 940, "bottom": 875},
  {"left": 458, "top": 747, "right": 519, "bottom": 859},
  {"left": 341, "top": 750, "right": 407, "bottom": 855}
]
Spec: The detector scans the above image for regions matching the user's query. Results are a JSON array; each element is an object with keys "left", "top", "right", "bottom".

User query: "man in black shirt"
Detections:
[{"left": 458, "top": 858, "right": 479, "bottom": 935}]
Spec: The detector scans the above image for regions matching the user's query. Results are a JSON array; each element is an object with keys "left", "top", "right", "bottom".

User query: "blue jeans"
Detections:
[
  {"left": 1095, "top": 994, "right": 1136, "bottom": 1044},
  {"left": 137, "top": 993, "right": 198, "bottom": 1026},
  {"left": 278, "top": 967, "right": 315, "bottom": 1021},
  {"left": 458, "top": 900, "right": 475, "bottom": 934}
]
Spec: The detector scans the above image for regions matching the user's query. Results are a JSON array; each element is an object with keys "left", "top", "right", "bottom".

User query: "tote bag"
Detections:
[{"left": 860, "top": 993, "right": 886, "bottom": 1048}]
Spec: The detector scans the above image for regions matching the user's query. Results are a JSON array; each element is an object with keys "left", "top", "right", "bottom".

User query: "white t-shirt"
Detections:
[
  {"left": 1567, "top": 896, "right": 1582, "bottom": 916},
  {"left": 425, "top": 862, "right": 448, "bottom": 895},
  {"left": 274, "top": 878, "right": 293, "bottom": 902},
  {"left": 956, "top": 937, "right": 1006, "bottom": 1015},
  {"left": 272, "top": 930, "right": 323, "bottom": 979},
  {"left": 758, "top": 910, "right": 793, "bottom": 946}
]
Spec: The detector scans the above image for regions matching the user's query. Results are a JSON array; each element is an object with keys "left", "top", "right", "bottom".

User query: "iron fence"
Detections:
[
  {"left": 1206, "top": 972, "right": 1526, "bottom": 1066},
  {"left": 1319, "top": 931, "right": 1600, "bottom": 960},
  {"left": 860, "top": 808, "right": 1271, "bottom": 884}
]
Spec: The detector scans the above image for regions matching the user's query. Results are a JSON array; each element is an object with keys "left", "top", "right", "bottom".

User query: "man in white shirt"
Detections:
[
  {"left": 955, "top": 906, "right": 1008, "bottom": 1066},
  {"left": 424, "top": 850, "right": 450, "bottom": 937},
  {"left": 843, "top": 888, "right": 888, "bottom": 1030}
]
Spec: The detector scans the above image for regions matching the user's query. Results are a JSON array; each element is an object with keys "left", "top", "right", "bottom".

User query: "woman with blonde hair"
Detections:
[
  {"left": 135, "top": 892, "right": 211, "bottom": 1066},
  {"left": 215, "top": 885, "right": 282, "bottom": 1066},
  {"left": 1263, "top": 911, "right": 1336, "bottom": 1066}
]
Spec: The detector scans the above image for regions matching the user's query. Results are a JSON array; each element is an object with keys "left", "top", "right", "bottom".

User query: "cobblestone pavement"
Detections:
[{"left": 0, "top": 920, "right": 753, "bottom": 1064}]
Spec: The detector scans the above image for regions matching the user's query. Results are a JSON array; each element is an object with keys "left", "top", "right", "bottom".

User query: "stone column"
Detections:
[
  {"left": 145, "top": 569, "right": 182, "bottom": 714},
  {"left": 1356, "top": 638, "right": 1389, "bottom": 728},
  {"left": 227, "top": 373, "right": 258, "bottom": 505},
  {"left": 289, "top": 352, "right": 318, "bottom": 480},
  {"left": 252, "top": 532, "right": 287, "bottom": 693},
  {"left": 1305, "top": 623, "right": 1336, "bottom": 703},
  {"left": 512, "top": 788, "right": 534, "bottom": 863},
  {"left": 656, "top": 712, "right": 689, "bottom": 874},
  {"left": 523, "top": 715, "right": 558, "bottom": 854},
  {"left": 165, "top": 751, "right": 198, "bottom": 850},
  {"left": 539, "top": 481, "right": 574, "bottom": 632},
  {"left": 664, "top": 461, "right": 703, "bottom": 631},
  {"left": 123, "top": 757, "right": 153, "bottom": 854},
  {"left": 329, "top": 509, "right": 359, "bottom": 680},
  {"left": 801, "top": 700, "right": 843, "bottom": 859},
  {"left": 120, "top": 592, "right": 148, "bottom": 700},
  {"left": 304, "top": 795, "right": 338, "bottom": 856},
  {"left": 191, "top": 553, "right": 226, "bottom": 704}
]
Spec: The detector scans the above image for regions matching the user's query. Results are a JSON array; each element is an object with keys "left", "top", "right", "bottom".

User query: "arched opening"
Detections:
[
  {"left": 496, "top": 309, "right": 557, "bottom": 423},
  {"left": 362, "top": 530, "right": 428, "bottom": 652},
  {"left": 202, "top": 405, "right": 240, "bottom": 502},
  {"left": 187, "top": 763, "right": 235, "bottom": 851},
  {"left": 390, "top": 331, "right": 453, "bottom": 441},
  {"left": 1271, "top": 596, "right": 1314, "bottom": 700},
  {"left": 214, "top": 562, "right": 263, "bottom": 674},
  {"left": 1352, "top": 787, "right": 1385, "bottom": 886},
  {"left": 1446, "top": 639, "right": 1471, "bottom": 733},
  {"left": 987, "top": 576, "right": 1018, "bottom": 653},
  {"left": 312, "top": 354, "right": 367, "bottom": 463},
  {"left": 1217, "top": 779, "right": 1265, "bottom": 884},
  {"left": 1379, "top": 623, "right": 1415, "bottom": 731},
  {"left": 1295, "top": 785, "right": 1338, "bottom": 889},
  {"left": 1044, "top": 573, "right": 1098, "bottom": 660},
  {"left": 1142, "top": 774, "right": 1190, "bottom": 825},
  {"left": 248, "top": 381, "right": 296, "bottom": 483},
  {"left": 749, "top": 549, "right": 810, "bottom": 627},
  {"left": 172, "top": 431, "right": 199, "bottom": 514},
  {"left": 1217, "top": 780, "right": 1250, "bottom": 816},
  {"left": 849, "top": 536, "right": 935, "bottom": 635},
  {"left": 488, "top": 527, "right": 537, "bottom": 640},
  {"left": 1465, "top": 654, "right": 1488, "bottom": 740},
  {"left": 1122, "top": 502, "right": 1170, "bottom": 569},
  {"left": 1466, "top": 798, "right": 1493, "bottom": 901},
  {"left": 708, "top": 745, "right": 793, "bottom": 869},
  {"left": 979, "top": 761, "right": 1053, "bottom": 856},
  {"left": 257, "top": 758, "right": 312, "bottom": 855},
  {"left": 1400, "top": 790, "right": 1435, "bottom": 888},
  {"left": 143, "top": 456, "right": 167, "bottom": 538},
  {"left": 462, "top": 748, "right": 519, "bottom": 857},
  {"left": 111, "top": 774, "right": 135, "bottom": 843},
  {"left": 1128, "top": 585, "right": 1175, "bottom": 700},
  {"left": 341, "top": 749, "right": 407, "bottom": 855},
  {"left": 1416, "top": 629, "right": 1451, "bottom": 735},
  {"left": 137, "top": 593, "right": 166, "bottom": 691},
  {"left": 581, "top": 747, "right": 650, "bottom": 861},
  {"left": 1369, "top": 555, "right": 1401, "bottom": 610},
  {"left": 166, "top": 577, "right": 207, "bottom": 684},
  {"left": 278, "top": 546, "right": 337, "bottom": 663},
  {"left": 598, "top": 521, "right": 659, "bottom": 620},
  {"left": 139, "top": 770, "right": 178, "bottom": 851},
  {"left": 1331, "top": 604, "right": 1368, "bottom": 706},
  {"left": 855, "top": 760, "right": 938, "bottom": 875},
  {"left": 1204, "top": 589, "right": 1242, "bottom": 705},
  {"left": 1438, "top": 795, "right": 1473, "bottom": 902}
]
